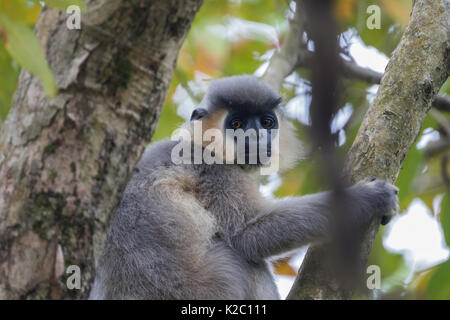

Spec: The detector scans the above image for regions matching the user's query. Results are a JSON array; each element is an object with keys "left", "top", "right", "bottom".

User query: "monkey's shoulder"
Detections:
[
  {"left": 135, "top": 139, "right": 180, "bottom": 173},
  {"left": 128, "top": 139, "right": 262, "bottom": 212}
]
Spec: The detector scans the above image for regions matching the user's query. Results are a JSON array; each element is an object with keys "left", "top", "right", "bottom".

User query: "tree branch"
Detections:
[
  {"left": 261, "top": 0, "right": 305, "bottom": 92},
  {"left": 0, "top": 0, "right": 202, "bottom": 299},
  {"left": 296, "top": 48, "right": 450, "bottom": 112},
  {"left": 288, "top": 0, "right": 449, "bottom": 299}
]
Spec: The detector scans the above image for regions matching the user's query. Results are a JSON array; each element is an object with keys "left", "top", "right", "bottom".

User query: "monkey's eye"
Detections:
[
  {"left": 230, "top": 119, "right": 243, "bottom": 129},
  {"left": 261, "top": 117, "right": 274, "bottom": 129}
]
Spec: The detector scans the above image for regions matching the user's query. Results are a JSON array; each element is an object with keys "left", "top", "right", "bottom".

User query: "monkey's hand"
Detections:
[{"left": 351, "top": 176, "right": 399, "bottom": 226}]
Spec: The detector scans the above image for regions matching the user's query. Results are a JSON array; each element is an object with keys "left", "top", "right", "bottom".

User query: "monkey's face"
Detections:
[
  {"left": 223, "top": 109, "right": 279, "bottom": 166},
  {"left": 188, "top": 106, "right": 282, "bottom": 168},
  {"left": 184, "top": 76, "right": 302, "bottom": 173}
]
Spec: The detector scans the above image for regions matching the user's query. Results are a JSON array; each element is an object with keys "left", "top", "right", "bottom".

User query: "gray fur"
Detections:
[
  {"left": 200, "top": 75, "right": 282, "bottom": 114},
  {"left": 90, "top": 76, "right": 398, "bottom": 300}
]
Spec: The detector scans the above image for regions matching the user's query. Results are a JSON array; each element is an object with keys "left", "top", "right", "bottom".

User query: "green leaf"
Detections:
[
  {"left": 425, "top": 260, "right": 450, "bottom": 300},
  {"left": 395, "top": 142, "right": 424, "bottom": 209},
  {"left": 441, "top": 193, "right": 450, "bottom": 247},
  {"left": 0, "top": 0, "right": 42, "bottom": 25},
  {"left": 439, "top": 78, "right": 450, "bottom": 95},
  {"left": 0, "top": 13, "right": 57, "bottom": 97},
  {"left": 0, "top": 44, "right": 19, "bottom": 121},
  {"left": 36, "top": 0, "right": 86, "bottom": 12}
]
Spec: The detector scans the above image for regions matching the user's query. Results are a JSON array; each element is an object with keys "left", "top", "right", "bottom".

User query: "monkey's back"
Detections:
[{"left": 90, "top": 140, "right": 279, "bottom": 299}]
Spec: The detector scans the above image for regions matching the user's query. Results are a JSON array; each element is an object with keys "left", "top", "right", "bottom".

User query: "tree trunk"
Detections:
[
  {"left": 288, "top": 0, "right": 449, "bottom": 299},
  {"left": 0, "top": 0, "right": 202, "bottom": 299}
]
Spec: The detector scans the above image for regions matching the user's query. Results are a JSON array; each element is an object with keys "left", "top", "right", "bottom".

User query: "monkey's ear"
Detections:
[{"left": 190, "top": 108, "right": 208, "bottom": 121}]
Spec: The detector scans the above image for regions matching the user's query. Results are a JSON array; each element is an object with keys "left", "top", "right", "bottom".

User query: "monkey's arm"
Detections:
[{"left": 230, "top": 178, "right": 398, "bottom": 262}]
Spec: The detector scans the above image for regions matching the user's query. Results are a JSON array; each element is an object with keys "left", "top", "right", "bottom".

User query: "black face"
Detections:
[{"left": 224, "top": 110, "right": 279, "bottom": 165}]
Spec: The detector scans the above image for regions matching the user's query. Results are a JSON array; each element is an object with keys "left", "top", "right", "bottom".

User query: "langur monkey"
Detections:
[{"left": 90, "top": 75, "right": 398, "bottom": 299}]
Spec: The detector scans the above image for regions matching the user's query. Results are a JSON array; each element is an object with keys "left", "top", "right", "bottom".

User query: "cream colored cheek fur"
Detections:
[{"left": 178, "top": 110, "right": 305, "bottom": 173}]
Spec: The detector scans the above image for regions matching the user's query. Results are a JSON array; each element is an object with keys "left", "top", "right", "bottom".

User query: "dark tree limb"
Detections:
[{"left": 0, "top": 0, "right": 202, "bottom": 299}]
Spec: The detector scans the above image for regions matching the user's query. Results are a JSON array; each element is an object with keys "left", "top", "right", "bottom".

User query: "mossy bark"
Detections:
[
  {"left": 288, "top": 0, "right": 449, "bottom": 300},
  {"left": 0, "top": 0, "right": 202, "bottom": 299}
]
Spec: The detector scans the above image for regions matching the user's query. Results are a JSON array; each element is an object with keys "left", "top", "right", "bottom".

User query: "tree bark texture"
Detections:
[
  {"left": 0, "top": 0, "right": 202, "bottom": 299},
  {"left": 288, "top": 0, "right": 449, "bottom": 299}
]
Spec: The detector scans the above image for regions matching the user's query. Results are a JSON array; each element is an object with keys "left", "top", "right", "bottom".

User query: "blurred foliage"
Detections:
[
  {"left": 0, "top": 0, "right": 86, "bottom": 124},
  {"left": 0, "top": 0, "right": 448, "bottom": 299}
]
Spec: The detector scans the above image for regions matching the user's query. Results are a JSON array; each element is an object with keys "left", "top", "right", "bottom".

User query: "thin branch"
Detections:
[
  {"left": 296, "top": 49, "right": 450, "bottom": 112},
  {"left": 432, "top": 95, "right": 450, "bottom": 113},
  {"left": 425, "top": 138, "right": 450, "bottom": 157},
  {"left": 261, "top": 0, "right": 305, "bottom": 92},
  {"left": 429, "top": 108, "right": 450, "bottom": 136},
  {"left": 262, "top": 1, "right": 449, "bottom": 113}
]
